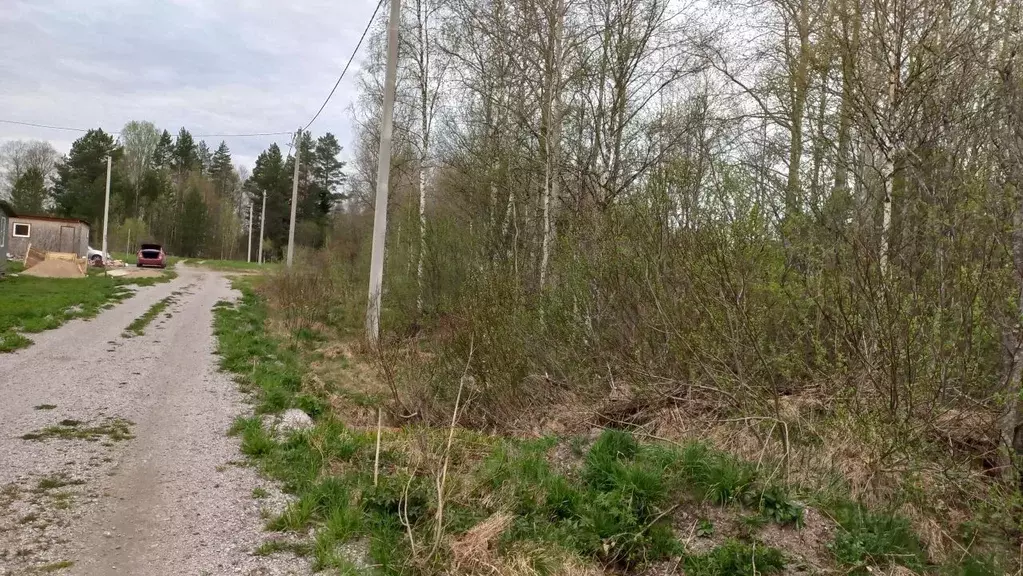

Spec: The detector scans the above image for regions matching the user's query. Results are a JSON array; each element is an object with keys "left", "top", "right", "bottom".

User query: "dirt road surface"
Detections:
[{"left": 0, "top": 266, "right": 308, "bottom": 575}]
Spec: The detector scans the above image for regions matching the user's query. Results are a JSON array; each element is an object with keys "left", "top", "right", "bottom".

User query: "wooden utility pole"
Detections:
[
  {"left": 101, "top": 155, "right": 111, "bottom": 263},
  {"left": 247, "top": 199, "right": 253, "bottom": 263},
  {"left": 258, "top": 191, "right": 267, "bottom": 265},
  {"left": 287, "top": 129, "right": 301, "bottom": 267},
  {"left": 366, "top": 0, "right": 402, "bottom": 343}
]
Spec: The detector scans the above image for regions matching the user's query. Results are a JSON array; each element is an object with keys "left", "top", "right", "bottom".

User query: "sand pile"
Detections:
[{"left": 22, "top": 259, "right": 86, "bottom": 278}]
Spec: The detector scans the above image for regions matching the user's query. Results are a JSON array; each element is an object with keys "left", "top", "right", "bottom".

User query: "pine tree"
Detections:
[
  {"left": 172, "top": 128, "right": 198, "bottom": 174},
  {"left": 311, "top": 133, "right": 346, "bottom": 217},
  {"left": 197, "top": 141, "right": 213, "bottom": 175},
  {"left": 153, "top": 130, "right": 174, "bottom": 169},
  {"left": 210, "top": 142, "right": 234, "bottom": 196},
  {"left": 51, "top": 129, "right": 122, "bottom": 224},
  {"left": 245, "top": 144, "right": 289, "bottom": 259},
  {"left": 10, "top": 167, "right": 47, "bottom": 214}
]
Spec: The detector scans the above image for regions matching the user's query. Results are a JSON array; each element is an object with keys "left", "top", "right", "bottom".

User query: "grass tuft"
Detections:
[
  {"left": 124, "top": 296, "right": 174, "bottom": 337},
  {"left": 21, "top": 417, "right": 134, "bottom": 442},
  {"left": 36, "top": 560, "right": 74, "bottom": 572}
]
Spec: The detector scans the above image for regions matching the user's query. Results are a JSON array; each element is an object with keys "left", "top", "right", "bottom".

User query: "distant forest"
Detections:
[{"left": 0, "top": 123, "right": 345, "bottom": 259}]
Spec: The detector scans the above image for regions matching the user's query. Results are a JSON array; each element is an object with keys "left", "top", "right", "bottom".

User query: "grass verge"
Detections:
[{"left": 214, "top": 283, "right": 1006, "bottom": 576}]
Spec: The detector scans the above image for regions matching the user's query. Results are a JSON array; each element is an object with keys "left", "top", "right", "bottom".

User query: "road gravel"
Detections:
[{"left": 0, "top": 265, "right": 309, "bottom": 575}]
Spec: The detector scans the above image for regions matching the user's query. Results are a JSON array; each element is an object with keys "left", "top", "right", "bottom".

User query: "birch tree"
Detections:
[
  {"left": 119, "top": 120, "right": 161, "bottom": 218},
  {"left": 402, "top": 0, "right": 450, "bottom": 311}
]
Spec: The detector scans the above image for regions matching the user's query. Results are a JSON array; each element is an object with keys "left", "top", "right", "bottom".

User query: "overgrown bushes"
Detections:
[{"left": 257, "top": 193, "right": 1021, "bottom": 570}]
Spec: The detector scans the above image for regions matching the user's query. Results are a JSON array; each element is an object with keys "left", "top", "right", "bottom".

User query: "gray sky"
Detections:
[{"left": 0, "top": 0, "right": 380, "bottom": 170}]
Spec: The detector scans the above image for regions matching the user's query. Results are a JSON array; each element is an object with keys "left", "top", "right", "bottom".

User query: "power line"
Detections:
[
  {"left": 0, "top": 119, "right": 91, "bottom": 132},
  {"left": 302, "top": 0, "right": 384, "bottom": 132},
  {"left": 0, "top": 118, "right": 291, "bottom": 139},
  {"left": 194, "top": 131, "right": 292, "bottom": 138}
]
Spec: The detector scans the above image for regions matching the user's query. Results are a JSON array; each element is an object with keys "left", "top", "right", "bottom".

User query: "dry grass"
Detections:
[{"left": 450, "top": 512, "right": 514, "bottom": 572}]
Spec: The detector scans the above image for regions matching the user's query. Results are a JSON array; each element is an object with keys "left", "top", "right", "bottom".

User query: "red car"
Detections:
[{"left": 137, "top": 243, "right": 167, "bottom": 268}]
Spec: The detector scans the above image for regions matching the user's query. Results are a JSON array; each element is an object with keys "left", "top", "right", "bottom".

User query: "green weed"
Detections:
[
  {"left": 829, "top": 502, "right": 925, "bottom": 571},
  {"left": 750, "top": 485, "right": 804, "bottom": 527}
]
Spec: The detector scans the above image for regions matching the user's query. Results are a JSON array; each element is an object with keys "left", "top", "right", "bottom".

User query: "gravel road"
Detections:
[{"left": 0, "top": 265, "right": 309, "bottom": 575}]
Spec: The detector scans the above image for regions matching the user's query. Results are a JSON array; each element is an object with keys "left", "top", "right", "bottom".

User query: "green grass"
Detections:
[
  {"left": 123, "top": 296, "right": 174, "bottom": 337},
  {"left": 0, "top": 331, "right": 33, "bottom": 352},
  {"left": 0, "top": 271, "right": 174, "bottom": 353},
  {"left": 215, "top": 287, "right": 321, "bottom": 416}
]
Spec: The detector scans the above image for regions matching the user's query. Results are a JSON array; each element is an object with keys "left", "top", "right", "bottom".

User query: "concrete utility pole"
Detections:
[
  {"left": 286, "top": 129, "right": 301, "bottom": 267},
  {"left": 101, "top": 155, "right": 111, "bottom": 262},
  {"left": 258, "top": 191, "right": 267, "bottom": 265},
  {"left": 366, "top": 0, "right": 402, "bottom": 343},
  {"left": 247, "top": 199, "right": 253, "bottom": 263}
]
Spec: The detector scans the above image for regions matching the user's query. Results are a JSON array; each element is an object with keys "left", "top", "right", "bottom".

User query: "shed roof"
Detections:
[{"left": 10, "top": 213, "right": 90, "bottom": 227}]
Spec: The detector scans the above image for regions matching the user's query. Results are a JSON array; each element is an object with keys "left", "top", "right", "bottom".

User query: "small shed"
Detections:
[
  {"left": 0, "top": 201, "right": 14, "bottom": 274},
  {"left": 6, "top": 214, "right": 90, "bottom": 260}
]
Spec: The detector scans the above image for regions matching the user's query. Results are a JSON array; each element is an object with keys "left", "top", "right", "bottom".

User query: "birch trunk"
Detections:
[{"left": 539, "top": 0, "right": 564, "bottom": 289}]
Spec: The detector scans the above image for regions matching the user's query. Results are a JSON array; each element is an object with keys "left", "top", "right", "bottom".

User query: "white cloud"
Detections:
[{"left": 0, "top": 0, "right": 380, "bottom": 168}]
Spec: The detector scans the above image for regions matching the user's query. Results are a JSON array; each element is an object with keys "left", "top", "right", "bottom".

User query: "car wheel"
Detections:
[{"left": 137, "top": 263, "right": 142, "bottom": 268}]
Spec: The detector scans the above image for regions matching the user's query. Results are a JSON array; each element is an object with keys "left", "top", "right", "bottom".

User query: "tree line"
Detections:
[{"left": 0, "top": 123, "right": 346, "bottom": 259}]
